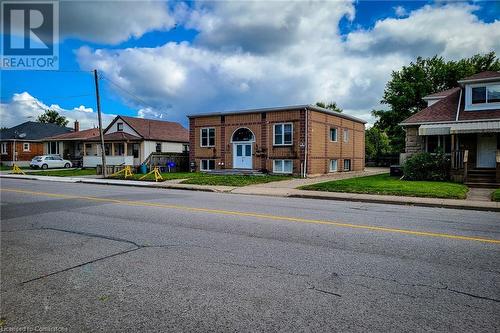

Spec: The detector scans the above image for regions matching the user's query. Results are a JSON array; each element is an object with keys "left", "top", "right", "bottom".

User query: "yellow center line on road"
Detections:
[{"left": 2, "top": 187, "right": 499, "bottom": 244}]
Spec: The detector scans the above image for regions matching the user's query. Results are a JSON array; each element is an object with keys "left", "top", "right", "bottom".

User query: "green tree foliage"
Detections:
[
  {"left": 365, "top": 126, "right": 390, "bottom": 160},
  {"left": 373, "top": 52, "right": 500, "bottom": 152},
  {"left": 315, "top": 101, "right": 343, "bottom": 112},
  {"left": 37, "top": 109, "right": 69, "bottom": 127}
]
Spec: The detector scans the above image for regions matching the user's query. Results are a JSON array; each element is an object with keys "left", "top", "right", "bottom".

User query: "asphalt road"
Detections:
[{"left": 1, "top": 178, "right": 499, "bottom": 332}]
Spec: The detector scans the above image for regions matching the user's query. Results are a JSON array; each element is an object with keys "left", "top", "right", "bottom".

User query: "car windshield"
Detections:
[{"left": 32, "top": 156, "right": 43, "bottom": 161}]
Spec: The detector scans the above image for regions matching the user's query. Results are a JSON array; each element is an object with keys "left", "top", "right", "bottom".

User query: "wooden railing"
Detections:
[{"left": 451, "top": 150, "right": 465, "bottom": 170}]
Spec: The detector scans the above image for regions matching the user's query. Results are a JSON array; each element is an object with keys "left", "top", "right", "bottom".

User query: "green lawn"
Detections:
[
  {"left": 181, "top": 174, "right": 290, "bottom": 187},
  {"left": 491, "top": 189, "right": 500, "bottom": 202},
  {"left": 112, "top": 171, "right": 290, "bottom": 186},
  {"left": 0, "top": 165, "right": 28, "bottom": 171},
  {"left": 29, "top": 168, "right": 97, "bottom": 177},
  {"left": 300, "top": 173, "right": 469, "bottom": 199}
]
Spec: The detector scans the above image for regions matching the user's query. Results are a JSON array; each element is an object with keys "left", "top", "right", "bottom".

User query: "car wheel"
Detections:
[
  {"left": 64, "top": 163, "right": 70, "bottom": 168},
  {"left": 42, "top": 164, "right": 48, "bottom": 170}
]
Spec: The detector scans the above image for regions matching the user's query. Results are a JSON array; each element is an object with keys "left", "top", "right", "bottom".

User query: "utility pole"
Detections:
[{"left": 94, "top": 69, "right": 107, "bottom": 178}]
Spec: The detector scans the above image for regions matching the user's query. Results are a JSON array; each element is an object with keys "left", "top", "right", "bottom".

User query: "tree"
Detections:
[
  {"left": 373, "top": 52, "right": 500, "bottom": 152},
  {"left": 315, "top": 101, "right": 342, "bottom": 113},
  {"left": 37, "top": 109, "right": 69, "bottom": 126},
  {"left": 365, "top": 126, "right": 390, "bottom": 161}
]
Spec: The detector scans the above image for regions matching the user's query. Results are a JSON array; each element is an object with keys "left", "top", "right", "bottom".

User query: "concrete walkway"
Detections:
[{"left": 466, "top": 187, "right": 494, "bottom": 202}]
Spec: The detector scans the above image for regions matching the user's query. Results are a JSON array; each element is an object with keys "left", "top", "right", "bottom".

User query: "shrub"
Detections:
[{"left": 402, "top": 151, "right": 450, "bottom": 181}]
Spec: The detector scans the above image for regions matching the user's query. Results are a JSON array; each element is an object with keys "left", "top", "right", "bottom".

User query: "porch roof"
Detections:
[
  {"left": 419, "top": 121, "right": 500, "bottom": 135},
  {"left": 86, "top": 132, "right": 142, "bottom": 142}
]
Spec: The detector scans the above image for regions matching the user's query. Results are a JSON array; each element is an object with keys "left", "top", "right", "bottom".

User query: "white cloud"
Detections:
[
  {"left": 60, "top": 1, "right": 175, "bottom": 44},
  {"left": 75, "top": 2, "right": 500, "bottom": 126},
  {"left": 0, "top": 92, "right": 115, "bottom": 129},
  {"left": 394, "top": 6, "right": 407, "bottom": 17}
]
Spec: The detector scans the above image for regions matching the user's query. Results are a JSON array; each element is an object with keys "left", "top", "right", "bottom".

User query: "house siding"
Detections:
[
  {"left": 0, "top": 141, "right": 44, "bottom": 166},
  {"left": 189, "top": 108, "right": 365, "bottom": 176}
]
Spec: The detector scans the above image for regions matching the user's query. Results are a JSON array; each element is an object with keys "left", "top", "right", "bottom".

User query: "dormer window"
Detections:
[{"left": 465, "top": 83, "right": 500, "bottom": 111}]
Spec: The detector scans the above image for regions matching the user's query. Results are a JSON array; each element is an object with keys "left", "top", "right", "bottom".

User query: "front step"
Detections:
[{"left": 464, "top": 182, "right": 500, "bottom": 189}]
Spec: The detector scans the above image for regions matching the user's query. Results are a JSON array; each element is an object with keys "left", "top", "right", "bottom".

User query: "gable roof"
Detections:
[
  {"left": 0, "top": 121, "right": 72, "bottom": 141},
  {"left": 45, "top": 128, "right": 100, "bottom": 141},
  {"left": 401, "top": 85, "right": 500, "bottom": 125},
  {"left": 458, "top": 71, "right": 500, "bottom": 83},
  {"left": 423, "top": 87, "right": 461, "bottom": 99},
  {"left": 107, "top": 116, "right": 189, "bottom": 143}
]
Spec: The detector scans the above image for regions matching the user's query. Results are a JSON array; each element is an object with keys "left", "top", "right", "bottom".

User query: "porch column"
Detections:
[
  {"left": 83, "top": 142, "right": 86, "bottom": 156},
  {"left": 124, "top": 142, "right": 128, "bottom": 156},
  {"left": 111, "top": 142, "right": 115, "bottom": 156},
  {"left": 451, "top": 134, "right": 456, "bottom": 169}
]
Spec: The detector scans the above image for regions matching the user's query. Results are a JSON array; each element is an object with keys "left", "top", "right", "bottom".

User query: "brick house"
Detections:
[
  {"left": 400, "top": 71, "right": 500, "bottom": 186},
  {"left": 0, "top": 121, "right": 73, "bottom": 166},
  {"left": 188, "top": 105, "right": 366, "bottom": 176}
]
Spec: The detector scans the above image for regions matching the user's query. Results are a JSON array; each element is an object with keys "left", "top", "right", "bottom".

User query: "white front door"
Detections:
[
  {"left": 233, "top": 143, "right": 252, "bottom": 169},
  {"left": 477, "top": 134, "right": 497, "bottom": 168}
]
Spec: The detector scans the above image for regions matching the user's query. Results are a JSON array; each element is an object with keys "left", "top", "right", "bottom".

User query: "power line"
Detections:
[{"left": 100, "top": 75, "right": 164, "bottom": 116}]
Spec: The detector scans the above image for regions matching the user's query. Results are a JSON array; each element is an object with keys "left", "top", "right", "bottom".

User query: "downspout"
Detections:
[
  {"left": 455, "top": 88, "right": 462, "bottom": 121},
  {"left": 303, "top": 108, "right": 308, "bottom": 178}
]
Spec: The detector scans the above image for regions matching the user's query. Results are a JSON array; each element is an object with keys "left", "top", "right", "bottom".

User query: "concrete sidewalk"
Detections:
[{"left": 1, "top": 171, "right": 499, "bottom": 212}]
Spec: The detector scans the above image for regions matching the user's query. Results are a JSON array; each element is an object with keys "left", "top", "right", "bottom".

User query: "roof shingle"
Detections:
[
  {"left": 118, "top": 116, "right": 189, "bottom": 142},
  {"left": 0, "top": 122, "right": 72, "bottom": 141}
]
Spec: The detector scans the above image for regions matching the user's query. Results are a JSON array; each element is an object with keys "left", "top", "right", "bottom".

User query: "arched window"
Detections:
[{"left": 232, "top": 128, "right": 254, "bottom": 142}]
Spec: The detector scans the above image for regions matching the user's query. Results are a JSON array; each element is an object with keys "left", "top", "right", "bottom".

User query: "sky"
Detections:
[{"left": 1, "top": 0, "right": 500, "bottom": 130}]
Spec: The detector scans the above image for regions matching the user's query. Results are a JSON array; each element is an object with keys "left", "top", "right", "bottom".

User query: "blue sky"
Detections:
[{"left": 1, "top": 1, "right": 499, "bottom": 129}]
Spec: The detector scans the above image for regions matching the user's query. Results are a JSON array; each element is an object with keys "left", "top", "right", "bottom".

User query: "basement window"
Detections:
[
  {"left": 273, "top": 160, "right": 292, "bottom": 174},
  {"left": 200, "top": 159, "right": 215, "bottom": 171}
]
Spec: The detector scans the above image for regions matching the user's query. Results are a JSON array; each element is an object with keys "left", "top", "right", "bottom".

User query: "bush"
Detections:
[{"left": 402, "top": 151, "right": 450, "bottom": 181}]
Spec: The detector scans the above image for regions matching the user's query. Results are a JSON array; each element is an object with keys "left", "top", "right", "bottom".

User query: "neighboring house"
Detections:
[
  {"left": 188, "top": 105, "right": 365, "bottom": 176},
  {"left": 0, "top": 121, "right": 73, "bottom": 166},
  {"left": 401, "top": 71, "right": 500, "bottom": 185},
  {"left": 44, "top": 115, "right": 189, "bottom": 167}
]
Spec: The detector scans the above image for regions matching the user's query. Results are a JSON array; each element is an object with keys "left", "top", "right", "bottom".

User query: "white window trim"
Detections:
[
  {"left": 343, "top": 129, "right": 349, "bottom": 143},
  {"left": 200, "top": 127, "right": 216, "bottom": 148},
  {"left": 273, "top": 159, "right": 293, "bottom": 174},
  {"left": 329, "top": 159, "right": 338, "bottom": 172},
  {"left": 1, "top": 142, "right": 7, "bottom": 155},
  {"left": 200, "top": 159, "right": 215, "bottom": 171},
  {"left": 330, "top": 127, "right": 338, "bottom": 142},
  {"left": 23, "top": 142, "right": 30, "bottom": 152},
  {"left": 465, "top": 82, "right": 500, "bottom": 111},
  {"left": 273, "top": 123, "right": 293, "bottom": 146}
]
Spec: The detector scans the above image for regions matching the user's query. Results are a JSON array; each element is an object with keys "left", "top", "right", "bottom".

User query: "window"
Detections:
[
  {"left": 273, "top": 160, "right": 293, "bottom": 174},
  {"left": 330, "top": 128, "right": 337, "bottom": 142},
  {"left": 23, "top": 143, "right": 30, "bottom": 152},
  {"left": 1, "top": 142, "right": 7, "bottom": 155},
  {"left": 201, "top": 128, "right": 215, "bottom": 147},
  {"left": 115, "top": 143, "right": 125, "bottom": 156},
  {"left": 426, "top": 135, "right": 451, "bottom": 154},
  {"left": 200, "top": 159, "right": 215, "bottom": 171},
  {"left": 468, "top": 84, "right": 500, "bottom": 108},
  {"left": 488, "top": 84, "right": 500, "bottom": 103},
  {"left": 343, "top": 129, "right": 349, "bottom": 143},
  {"left": 232, "top": 128, "right": 253, "bottom": 142},
  {"left": 117, "top": 122, "right": 124, "bottom": 131},
  {"left": 155, "top": 142, "right": 162, "bottom": 153},
  {"left": 48, "top": 142, "right": 59, "bottom": 155},
  {"left": 472, "top": 87, "right": 486, "bottom": 104},
  {"left": 273, "top": 123, "right": 293, "bottom": 145},
  {"left": 343, "top": 159, "right": 351, "bottom": 171},
  {"left": 183, "top": 144, "right": 189, "bottom": 153},
  {"left": 329, "top": 159, "right": 338, "bottom": 172}
]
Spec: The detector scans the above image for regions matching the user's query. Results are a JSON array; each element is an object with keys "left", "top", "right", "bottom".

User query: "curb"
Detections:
[
  {"left": 2, "top": 174, "right": 498, "bottom": 212},
  {"left": 288, "top": 193, "right": 500, "bottom": 212}
]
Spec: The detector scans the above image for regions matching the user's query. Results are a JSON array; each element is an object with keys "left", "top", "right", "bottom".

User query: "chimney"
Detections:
[{"left": 74, "top": 120, "right": 80, "bottom": 132}]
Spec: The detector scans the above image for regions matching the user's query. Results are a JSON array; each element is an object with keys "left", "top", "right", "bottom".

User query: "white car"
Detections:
[{"left": 30, "top": 155, "right": 72, "bottom": 169}]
